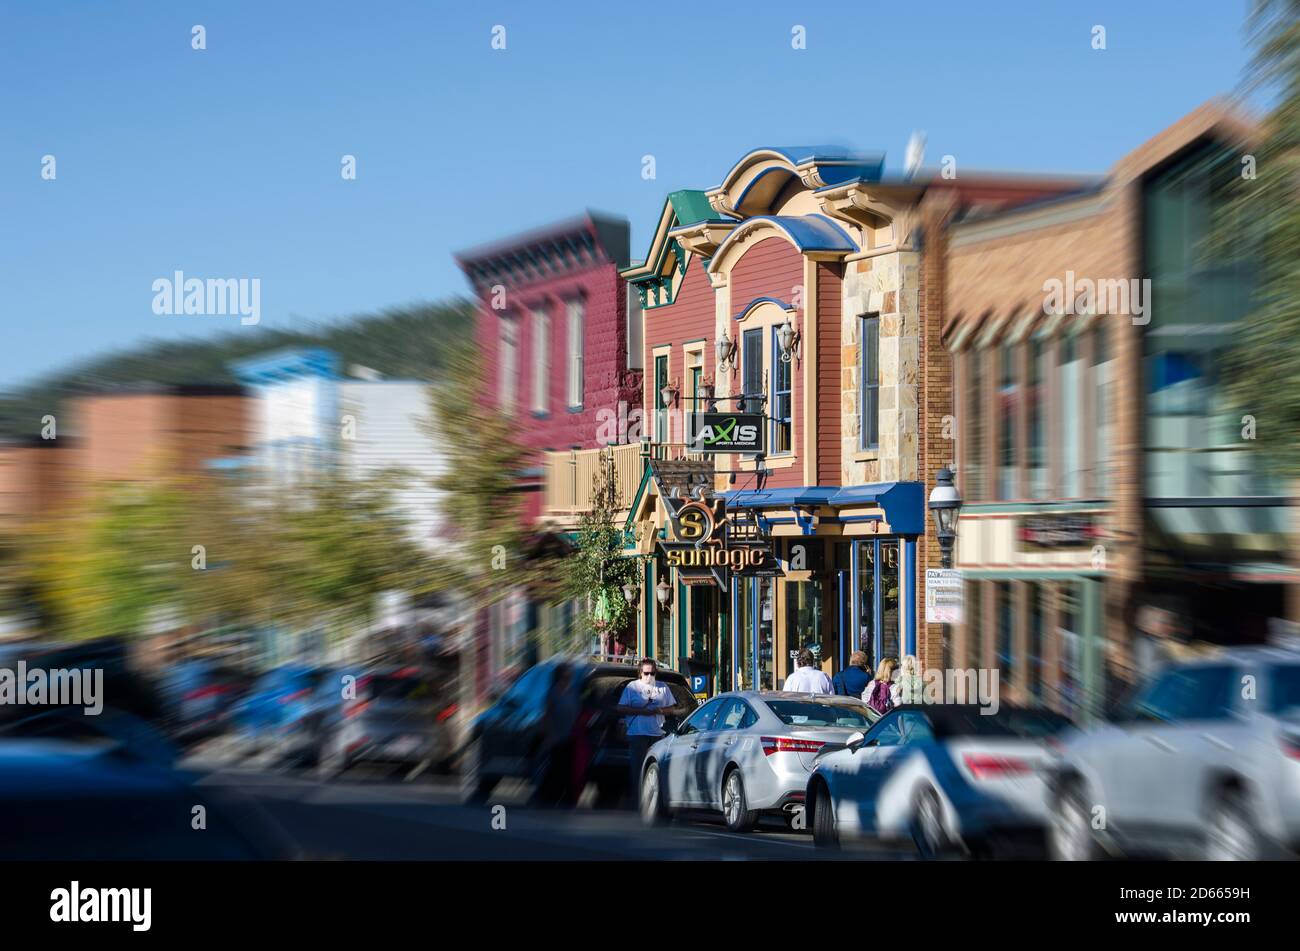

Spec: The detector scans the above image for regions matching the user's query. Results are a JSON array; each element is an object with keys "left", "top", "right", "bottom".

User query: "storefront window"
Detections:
[
  {"left": 997, "top": 582, "right": 1014, "bottom": 686},
  {"left": 736, "top": 580, "right": 752, "bottom": 691},
  {"left": 785, "top": 580, "right": 824, "bottom": 674},
  {"left": 856, "top": 541, "right": 876, "bottom": 663},
  {"left": 1027, "top": 581, "right": 1044, "bottom": 699},
  {"left": 967, "top": 582, "right": 983, "bottom": 669},
  {"left": 758, "top": 577, "right": 775, "bottom": 690},
  {"left": 1058, "top": 583, "right": 1081, "bottom": 719},
  {"left": 880, "top": 541, "right": 900, "bottom": 663}
]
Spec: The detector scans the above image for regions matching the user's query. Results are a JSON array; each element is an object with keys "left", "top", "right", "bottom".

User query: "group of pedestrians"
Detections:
[{"left": 783, "top": 647, "right": 923, "bottom": 716}]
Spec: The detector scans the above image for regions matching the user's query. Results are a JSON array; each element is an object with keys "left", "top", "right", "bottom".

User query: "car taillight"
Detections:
[
  {"left": 963, "top": 753, "right": 1032, "bottom": 779},
  {"left": 345, "top": 700, "right": 371, "bottom": 718},
  {"left": 183, "top": 685, "right": 227, "bottom": 701},
  {"left": 436, "top": 703, "right": 458, "bottom": 723},
  {"left": 761, "top": 736, "right": 826, "bottom": 756},
  {"left": 1280, "top": 735, "right": 1300, "bottom": 760}
]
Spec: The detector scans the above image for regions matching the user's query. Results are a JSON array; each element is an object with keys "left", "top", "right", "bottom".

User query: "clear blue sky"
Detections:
[{"left": 0, "top": 0, "right": 1257, "bottom": 387}]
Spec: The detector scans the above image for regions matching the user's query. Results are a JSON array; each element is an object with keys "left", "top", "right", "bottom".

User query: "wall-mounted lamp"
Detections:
[
  {"left": 777, "top": 316, "right": 802, "bottom": 365},
  {"left": 655, "top": 576, "right": 673, "bottom": 607},
  {"left": 660, "top": 380, "right": 679, "bottom": 408},
  {"left": 622, "top": 581, "right": 640, "bottom": 605},
  {"left": 715, "top": 328, "right": 737, "bottom": 372}
]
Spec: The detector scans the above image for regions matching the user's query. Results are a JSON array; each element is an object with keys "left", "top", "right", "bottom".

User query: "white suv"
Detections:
[{"left": 1048, "top": 646, "right": 1300, "bottom": 860}]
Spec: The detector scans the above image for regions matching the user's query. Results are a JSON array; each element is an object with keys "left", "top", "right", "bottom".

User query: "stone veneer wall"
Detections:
[{"left": 840, "top": 250, "right": 922, "bottom": 487}]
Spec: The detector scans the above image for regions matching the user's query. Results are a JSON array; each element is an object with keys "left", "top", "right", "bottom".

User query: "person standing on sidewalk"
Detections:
[
  {"left": 615, "top": 658, "right": 681, "bottom": 807},
  {"left": 783, "top": 647, "right": 833, "bottom": 694}
]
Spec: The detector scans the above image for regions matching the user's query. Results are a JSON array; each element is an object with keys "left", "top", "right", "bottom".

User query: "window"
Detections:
[
  {"left": 741, "top": 328, "right": 763, "bottom": 417},
  {"left": 654, "top": 354, "right": 669, "bottom": 444},
  {"left": 771, "top": 331, "right": 792, "bottom": 453},
  {"left": 531, "top": 307, "right": 550, "bottom": 414},
  {"left": 1027, "top": 582, "right": 1044, "bottom": 699},
  {"left": 996, "top": 582, "right": 1014, "bottom": 686},
  {"left": 685, "top": 348, "right": 704, "bottom": 444},
  {"left": 998, "top": 343, "right": 1017, "bottom": 499},
  {"left": 880, "top": 540, "right": 900, "bottom": 662},
  {"left": 1028, "top": 340, "right": 1046, "bottom": 498},
  {"left": 967, "top": 582, "right": 984, "bottom": 669},
  {"left": 1094, "top": 323, "right": 1111, "bottom": 497},
  {"left": 766, "top": 700, "right": 873, "bottom": 728},
  {"left": 566, "top": 299, "right": 584, "bottom": 409},
  {"left": 499, "top": 315, "right": 518, "bottom": 411},
  {"left": 860, "top": 315, "right": 880, "bottom": 450},
  {"left": 715, "top": 698, "right": 749, "bottom": 730},
  {"left": 964, "top": 350, "right": 984, "bottom": 501},
  {"left": 678, "top": 697, "right": 724, "bottom": 735},
  {"left": 1059, "top": 335, "right": 1081, "bottom": 497}
]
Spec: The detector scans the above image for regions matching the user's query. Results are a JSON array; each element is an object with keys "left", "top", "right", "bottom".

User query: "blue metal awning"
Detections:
[{"left": 720, "top": 481, "right": 925, "bottom": 535}]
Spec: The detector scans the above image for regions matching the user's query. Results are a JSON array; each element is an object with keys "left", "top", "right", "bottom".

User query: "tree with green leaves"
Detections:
[
  {"left": 567, "top": 453, "right": 644, "bottom": 654},
  {"left": 1226, "top": 1, "right": 1300, "bottom": 476},
  {"left": 425, "top": 341, "right": 559, "bottom": 605}
]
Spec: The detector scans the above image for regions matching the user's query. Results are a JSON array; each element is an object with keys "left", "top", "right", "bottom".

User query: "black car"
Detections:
[{"left": 461, "top": 659, "right": 697, "bottom": 806}]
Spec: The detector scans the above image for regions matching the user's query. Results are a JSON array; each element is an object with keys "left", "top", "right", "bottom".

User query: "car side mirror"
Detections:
[{"left": 846, "top": 731, "right": 865, "bottom": 751}]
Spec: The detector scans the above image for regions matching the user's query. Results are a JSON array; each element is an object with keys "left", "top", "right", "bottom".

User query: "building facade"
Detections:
[
  {"left": 455, "top": 212, "right": 642, "bottom": 690},
  {"left": 944, "top": 101, "right": 1292, "bottom": 721},
  {"left": 611, "top": 148, "right": 1083, "bottom": 697}
]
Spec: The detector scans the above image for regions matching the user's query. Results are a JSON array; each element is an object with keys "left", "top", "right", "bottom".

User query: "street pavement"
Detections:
[{"left": 184, "top": 742, "right": 912, "bottom": 861}]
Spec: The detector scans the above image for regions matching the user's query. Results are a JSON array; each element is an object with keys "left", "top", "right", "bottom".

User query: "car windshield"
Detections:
[
  {"left": 365, "top": 675, "right": 433, "bottom": 701},
  {"left": 765, "top": 700, "right": 873, "bottom": 727}
]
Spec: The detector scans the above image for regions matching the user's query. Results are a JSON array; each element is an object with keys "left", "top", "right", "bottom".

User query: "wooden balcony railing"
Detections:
[{"left": 542, "top": 441, "right": 711, "bottom": 517}]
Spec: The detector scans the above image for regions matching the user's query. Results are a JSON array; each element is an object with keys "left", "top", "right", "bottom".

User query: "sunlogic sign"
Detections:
[
  {"left": 659, "top": 497, "right": 774, "bottom": 590},
  {"left": 689, "top": 412, "right": 764, "bottom": 454}
]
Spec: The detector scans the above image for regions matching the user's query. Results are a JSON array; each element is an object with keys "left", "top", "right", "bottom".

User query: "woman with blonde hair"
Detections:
[
  {"left": 891, "top": 654, "right": 924, "bottom": 706},
  {"left": 864, "top": 657, "right": 897, "bottom": 716}
]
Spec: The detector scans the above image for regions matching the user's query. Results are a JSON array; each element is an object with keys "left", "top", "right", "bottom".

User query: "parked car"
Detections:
[
  {"left": 316, "top": 665, "right": 455, "bottom": 778},
  {"left": 160, "top": 658, "right": 253, "bottom": 745},
  {"left": 807, "top": 704, "right": 1073, "bottom": 858},
  {"left": 1048, "top": 646, "right": 1300, "bottom": 860},
  {"left": 231, "top": 665, "right": 335, "bottom": 763},
  {"left": 639, "top": 691, "right": 876, "bottom": 832},
  {"left": 461, "top": 658, "right": 696, "bottom": 805}
]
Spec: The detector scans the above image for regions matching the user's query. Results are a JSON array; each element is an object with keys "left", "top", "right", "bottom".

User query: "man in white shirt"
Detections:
[
  {"left": 615, "top": 658, "right": 682, "bottom": 805},
  {"left": 783, "top": 647, "right": 833, "bottom": 694}
]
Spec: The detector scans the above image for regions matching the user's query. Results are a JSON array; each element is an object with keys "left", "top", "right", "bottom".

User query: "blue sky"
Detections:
[{"left": 0, "top": 0, "right": 1257, "bottom": 386}]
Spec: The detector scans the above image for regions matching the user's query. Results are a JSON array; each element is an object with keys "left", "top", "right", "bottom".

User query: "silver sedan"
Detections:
[{"left": 639, "top": 691, "right": 876, "bottom": 832}]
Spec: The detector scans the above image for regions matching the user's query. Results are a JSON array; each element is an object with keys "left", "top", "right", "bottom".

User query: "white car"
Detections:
[
  {"left": 1048, "top": 646, "right": 1300, "bottom": 860},
  {"left": 807, "top": 704, "right": 1073, "bottom": 858},
  {"left": 639, "top": 691, "right": 875, "bottom": 832}
]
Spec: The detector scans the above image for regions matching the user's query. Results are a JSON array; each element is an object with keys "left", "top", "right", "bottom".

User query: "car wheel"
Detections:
[
  {"left": 1204, "top": 788, "right": 1263, "bottom": 861},
  {"left": 640, "top": 761, "right": 671, "bottom": 826},
  {"left": 1049, "top": 781, "right": 1101, "bottom": 861},
  {"left": 910, "top": 786, "right": 953, "bottom": 860},
  {"left": 459, "top": 740, "right": 498, "bottom": 804},
  {"left": 722, "top": 769, "right": 758, "bottom": 833},
  {"left": 812, "top": 782, "right": 839, "bottom": 849}
]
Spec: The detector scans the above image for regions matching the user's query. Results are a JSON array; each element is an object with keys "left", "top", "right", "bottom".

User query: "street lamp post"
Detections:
[
  {"left": 928, "top": 467, "right": 963, "bottom": 677},
  {"left": 928, "top": 467, "right": 962, "bottom": 570}
]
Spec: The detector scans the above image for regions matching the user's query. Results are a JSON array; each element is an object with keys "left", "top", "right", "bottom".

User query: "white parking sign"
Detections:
[{"left": 926, "top": 569, "right": 964, "bottom": 624}]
